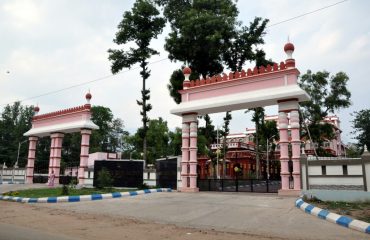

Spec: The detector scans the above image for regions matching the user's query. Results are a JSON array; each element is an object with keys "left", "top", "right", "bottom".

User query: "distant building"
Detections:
[{"left": 198, "top": 115, "right": 346, "bottom": 179}]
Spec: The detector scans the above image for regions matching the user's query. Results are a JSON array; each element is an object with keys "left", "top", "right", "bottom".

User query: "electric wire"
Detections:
[
  {"left": 0, "top": 0, "right": 349, "bottom": 107},
  {"left": 0, "top": 57, "right": 168, "bottom": 106},
  {"left": 266, "top": 0, "right": 348, "bottom": 28}
]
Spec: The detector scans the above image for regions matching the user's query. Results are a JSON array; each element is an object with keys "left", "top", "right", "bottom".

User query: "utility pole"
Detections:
[
  {"left": 216, "top": 126, "right": 220, "bottom": 179},
  {"left": 12, "top": 140, "right": 27, "bottom": 183},
  {"left": 266, "top": 135, "right": 276, "bottom": 180}
]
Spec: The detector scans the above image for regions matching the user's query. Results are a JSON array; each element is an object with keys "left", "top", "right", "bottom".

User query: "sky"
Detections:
[{"left": 0, "top": 0, "right": 369, "bottom": 144}]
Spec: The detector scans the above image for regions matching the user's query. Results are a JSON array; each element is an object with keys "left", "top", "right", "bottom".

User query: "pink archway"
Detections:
[
  {"left": 171, "top": 42, "right": 310, "bottom": 196},
  {"left": 24, "top": 93, "right": 98, "bottom": 185}
]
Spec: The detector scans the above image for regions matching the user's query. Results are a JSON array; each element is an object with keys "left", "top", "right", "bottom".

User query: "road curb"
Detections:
[
  {"left": 0, "top": 188, "right": 172, "bottom": 203},
  {"left": 295, "top": 198, "right": 370, "bottom": 234}
]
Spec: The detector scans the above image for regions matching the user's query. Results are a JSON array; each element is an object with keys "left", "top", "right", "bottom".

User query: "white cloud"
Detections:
[
  {"left": 2, "top": 0, "right": 44, "bottom": 28},
  {"left": 0, "top": 0, "right": 369, "bottom": 144}
]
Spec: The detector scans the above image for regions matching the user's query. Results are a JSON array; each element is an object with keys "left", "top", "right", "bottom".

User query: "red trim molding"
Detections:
[
  {"left": 33, "top": 105, "right": 90, "bottom": 121},
  {"left": 277, "top": 98, "right": 299, "bottom": 103}
]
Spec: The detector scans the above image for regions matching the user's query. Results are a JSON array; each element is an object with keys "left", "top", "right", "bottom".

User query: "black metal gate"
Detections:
[
  {"left": 198, "top": 179, "right": 280, "bottom": 193},
  {"left": 156, "top": 157, "right": 178, "bottom": 190}
]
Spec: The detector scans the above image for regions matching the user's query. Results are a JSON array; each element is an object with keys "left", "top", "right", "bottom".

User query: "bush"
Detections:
[
  {"left": 96, "top": 168, "right": 113, "bottom": 189},
  {"left": 69, "top": 178, "right": 77, "bottom": 189},
  {"left": 61, "top": 185, "right": 69, "bottom": 196},
  {"left": 138, "top": 182, "right": 149, "bottom": 190}
]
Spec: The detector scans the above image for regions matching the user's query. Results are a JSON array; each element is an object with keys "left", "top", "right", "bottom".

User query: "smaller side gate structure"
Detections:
[{"left": 198, "top": 179, "right": 281, "bottom": 193}]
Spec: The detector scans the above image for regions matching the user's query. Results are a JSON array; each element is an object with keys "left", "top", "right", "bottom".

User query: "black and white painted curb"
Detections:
[
  {"left": 296, "top": 198, "right": 370, "bottom": 234},
  {"left": 0, "top": 188, "right": 172, "bottom": 203}
]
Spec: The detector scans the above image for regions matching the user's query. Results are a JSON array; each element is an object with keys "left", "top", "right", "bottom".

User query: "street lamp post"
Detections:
[
  {"left": 216, "top": 126, "right": 220, "bottom": 179},
  {"left": 1, "top": 162, "right": 6, "bottom": 184},
  {"left": 266, "top": 135, "right": 276, "bottom": 180},
  {"left": 12, "top": 140, "right": 28, "bottom": 183}
]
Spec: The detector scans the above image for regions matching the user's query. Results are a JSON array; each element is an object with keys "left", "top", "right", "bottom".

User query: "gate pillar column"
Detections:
[
  {"left": 278, "top": 110, "right": 289, "bottom": 190},
  {"left": 180, "top": 122, "right": 189, "bottom": 190},
  {"left": 180, "top": 113, "right": 198, "bottom": 192},
  {"left": 290, "top": 109, "right": 301, "bottom": 190},
  {"left": 48, "top": 136, "right": 55, "bottom": 176},
  {"left": 278, "top": 100, "right": 301, "bottom": 196},
  {"left": 189, "top": 120, "right": 199, "bottom": 191},
  {"left": 50, "top": 132, "right": 64, "bottom": 184},
  {"left": 26, "top": 136, "right": 38, "bottom": 184},
  {"left": 78, "top": 129, "right": 92, "bottom": 185}
]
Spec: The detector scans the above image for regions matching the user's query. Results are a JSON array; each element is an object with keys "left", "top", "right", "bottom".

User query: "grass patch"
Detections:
[
  {"left": 305, "top": 198, "right": 370, "bottom": 223},
  {"left": 2, "top": 187, "right": 136, "bottom": 198}
]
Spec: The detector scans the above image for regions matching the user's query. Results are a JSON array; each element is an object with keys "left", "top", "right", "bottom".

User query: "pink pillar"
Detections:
[
  {"left": 26, "top": 136, "right": 38, "bottom": 184},
  {"left": 48, "top": 136, "right": 55, "bottom": 175},
  {"left": 180, "top": 113, "right": 198, "bottom": 192},
  {"left": 49, "top": 133, "right": 64, "bottom": 183},
  {"left": 180, "top": 122, "right": 190, "bottom": 190},
  {"left": 189, "top": 121, "right": 198, "bottom": 191},
  {"left": 78, "top": 129, "right": 91, "bottom": 185},
  {"left": 278, "top": 111, "right": 289, "bottom": 190},
  {"left": 290, "top": 109, "right": 301, "bottom": 190}
]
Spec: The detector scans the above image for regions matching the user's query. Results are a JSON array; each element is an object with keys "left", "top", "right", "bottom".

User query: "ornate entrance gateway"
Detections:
[
  {"left": 24, "top": 93, "right": 98, "bottom": 185},
  {"left": 171, "top": 42, "right": 310, "bottom": 195}
]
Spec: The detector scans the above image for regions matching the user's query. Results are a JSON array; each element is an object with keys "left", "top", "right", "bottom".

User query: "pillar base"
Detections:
[
  {"left": 179, "top": 187, "right": 199, "bottom": 193},
  {"left": 278, "top": 189, "right": 301, "bottom": 197}
]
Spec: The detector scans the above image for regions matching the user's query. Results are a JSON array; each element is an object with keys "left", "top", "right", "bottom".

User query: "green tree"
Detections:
[
  {"left": 299, "top": 70, "right": 351, "bottom": 155},
  {"left": 168, "top": 127, "right": 182, "bottom": 156},
  {"left": 246, "top": 107, "right": 265, "bottom": 179},
  {"left": 108, "top": 0, "right": 165, "bottom": 163},
  {"left": 221, "top": 111, "right": 232, "bottom": 177},
  {"left": 90, "top": 106, "right": 126, "bottom": 153},
  {"left": 127, "top": 118, "right": 170, "bottom": 164},
  {"left": 167, "top": 69, "right": 184, "bottom": 104},
  {"left": 96, "top": 167, "right": 114, "bottom": 189},
  {"left": 351, "top": 109, "right": 370, "bottom": 150},
  {"left": 0, "top": 102, "right": 34, "bottom": 167},
  {"left": 160, "top": 0, "right": 270, "bottom": 162},
  {"left": 223, "top": 17, "right": 269, "bottom": 72},
  {"left": 198, "top": 114, "right": 217, "bottom": 148},
  {"left": 159, "top": 0, "right": 239, "bottom": 78},
  {"left": 345, "top": 143, "right": 361, "bottom": 158}
]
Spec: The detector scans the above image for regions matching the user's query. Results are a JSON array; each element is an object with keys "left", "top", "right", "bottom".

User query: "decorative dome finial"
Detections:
[
  {"left": 85, "top": 90, "right": 92, "bottom": 104},
  {"left": 34, "top": 104, "right": 40, "bottom": 115},
  {"left": 284, "top": 39, "right": 295, "bottom": 68},
  {"left": 284, "top": 42, "right": 295, "bottom": 57},
  {"left": 182, "top": 66, "right": 191, "bottom": 89}
]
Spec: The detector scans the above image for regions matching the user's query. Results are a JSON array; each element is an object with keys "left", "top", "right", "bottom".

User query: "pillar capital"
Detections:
[
  {"left": 182, "top": 113, "right": 198, "bottom": 123},
  {"left": 278, "top": 99, "right": 299, "bottom": 113},
  {"left": 28, "top": 136, "right": 38, "bottom": 141},
  {"left": 50, "top": 132, "right": 64, "bottom": 138},
  {"left": 81, "top": 129, "right": 92, "bottom": 135}
]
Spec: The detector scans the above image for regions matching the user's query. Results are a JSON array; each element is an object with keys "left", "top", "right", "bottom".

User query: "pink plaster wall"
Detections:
[
  {"left": 181, "top": 69, "right": 299, "bottom": 102},
  {"left": 32, "top": 110, "right": 91, "bottom": 128},
  {"left": 87, "top": 152, "right": 118, "bottom": 167}
]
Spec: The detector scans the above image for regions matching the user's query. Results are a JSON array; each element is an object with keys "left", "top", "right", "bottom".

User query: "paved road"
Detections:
[
  {"left": 0, "top": 223, "right": 76, "bottom": 240},
  {"left": 0, "top": 185, "right": 368, "bottom": 239},
  {"left": 43, "top": 191, "right": 367, "bottom": 240}
]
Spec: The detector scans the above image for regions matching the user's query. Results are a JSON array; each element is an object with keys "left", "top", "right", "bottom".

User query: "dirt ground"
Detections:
[{"left": 0, "top": 201, "right": 279, "bottom": 240}]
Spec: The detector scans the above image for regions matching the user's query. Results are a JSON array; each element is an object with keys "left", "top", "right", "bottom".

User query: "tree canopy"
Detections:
[
  {"left": 125, "top": 118, "right": 172, "bottom": 163},
  {"left": 108, "top": 0, "right": 165, "bottom": 162},
  {"left": 299, "top": 70, "right": 351, "bottom": 155},
  {"left": 352, "top": 109, "right": 370, "bottom": 150},
  {"left": 160, "top": 0, "right": 270, "bottom": 159},
  {"left": 0, "top": 102, "right": 34, "bottom": 167}
]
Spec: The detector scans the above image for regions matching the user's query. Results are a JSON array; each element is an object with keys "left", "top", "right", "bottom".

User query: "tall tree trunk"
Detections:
[
  {"left": 142, "top": 64, "right": 147, "bottom": 164},
  {"left": 222, "top": 135, "right": 227, "bottom": 178},
  {"left": 255, "top": 122, "right": 260, "bottom": 179}
]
